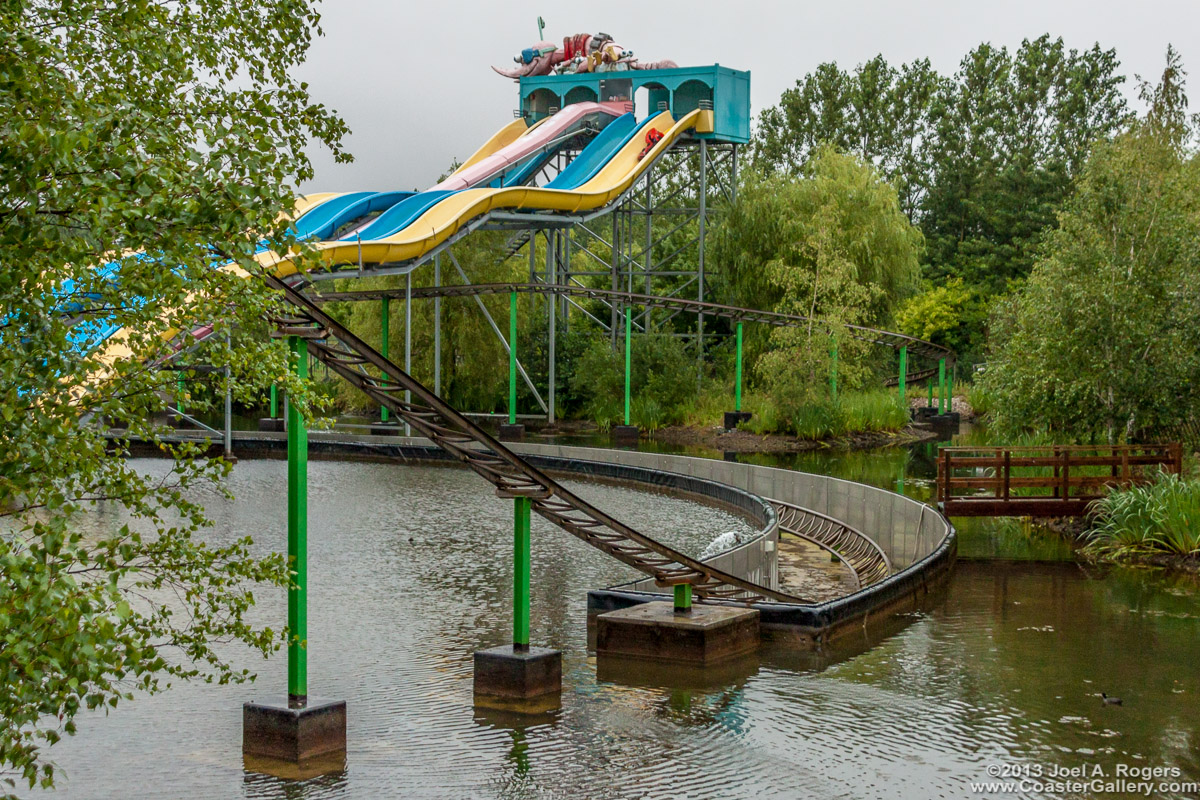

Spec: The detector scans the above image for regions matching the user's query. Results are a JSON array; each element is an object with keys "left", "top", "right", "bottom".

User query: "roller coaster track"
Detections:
[
  {"left": 312, "top": 282, "right": 955, "bottom": 379},
  {"left": 266, "top": 273, "right": 804, "bottom": 604},
  {"left": 770, "top": 500, "right": 892, "bottom": 590}
]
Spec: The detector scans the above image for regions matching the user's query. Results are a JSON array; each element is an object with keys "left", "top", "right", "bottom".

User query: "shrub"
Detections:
[
  {"left": 1086, "top": 473, "right": 1200, "bottom": 558},
  {"left": 570, "top": 334, "right": 696, "bottom": 427}
]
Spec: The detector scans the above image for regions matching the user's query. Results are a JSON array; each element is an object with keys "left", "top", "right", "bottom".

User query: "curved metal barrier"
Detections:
[
  {"left": 770, "top": 499, "right": 892, "bottom": 590},
  {"left": 315, "top": 281, "right": 956, "bottom": 374}
]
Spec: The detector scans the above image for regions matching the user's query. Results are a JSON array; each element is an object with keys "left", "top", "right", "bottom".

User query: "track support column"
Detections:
[
  {"left": 380, "top": 297, "right": 390, "bottom": 423},
  {"left": 613, "top": 304, "right": 639, "bottom": 444},
  {"left": 898, "top": 345, "right": 907, "bottom": 409},
  {"left": 947, "top": 365, "right": 954, "bottom": 414},
  {"left": 434, "top": 255, "right": 442, "bottom": 396},
  {"left": 500, "top": 290, "right": 524, "bottom": 441},
  {"left": 474, "top": 493, "right": 561, "bottom": 712},
  {"left": 546, "top": 231, "right": 556, "bottom": 425},
  {"left": 674, "top": 584, "right": 692, "bottom": 614},
  {"left": 223, "top": 334, "right": 233, "bottom": 460},
  {"left": 938, "top": 358, "right": 946, "bottom": 415},
  {"left": 243, "top": 335, "right": 346, "bottom": 769},
  {"left": 513, "top": 497, "right": 531, "bottom": 650},
  {"left": 735, "top": 322, "right": 744, "bottom": 412},
  {"left": 286, "top": 336, "right": 308, "bottom": 705},
  {"left": 723, "top": 322, "right": 750, "bottom": 430},
  {"left": 404, "top": 273, "right": 412, "bottom": 436}
]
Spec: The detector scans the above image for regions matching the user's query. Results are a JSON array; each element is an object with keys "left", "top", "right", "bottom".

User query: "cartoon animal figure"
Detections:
[{"left": 492, "top": 32, "right": 678, "bottom": 79}]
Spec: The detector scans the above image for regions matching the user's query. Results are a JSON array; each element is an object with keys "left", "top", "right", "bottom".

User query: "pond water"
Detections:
[{"left": 22, "top": 437, "right": 1200, "bottom": 800}]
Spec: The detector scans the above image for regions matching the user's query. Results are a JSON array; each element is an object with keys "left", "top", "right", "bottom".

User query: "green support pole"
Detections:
[
  {"left": 509, "top": 291, "right": 517, "bottom": 425},
  {"left": 830, "top": 340, "right": 838, "bottom": 403},
  {"left": 287, "top": 336, "right": 308, "bottom": 706},
  {"left": 898, "top": 346, "right": 907, "bottom": 407},
  {"left": 269, "top": 384, "right": 277, "bottom": 419},
  {"left": 938, "top": 358, "right": 946, "bottom": 414},
  {"left": 380, "top": 297, "right": 390, "bottom": 423},
  {"left": 734, "top": 322, "right": 744, "bottom": 413},
  {"left": 176, "top": 372, "right": 185, "bottom": 414},
  {"left": 513, "top": 496, "right": 531, "bottom": 649},
  {"left": 624, "top": 306, "right": 632, "bottom": 426},
  {"left": 674, "top": 583, "right": 692, "bottom": 612}
]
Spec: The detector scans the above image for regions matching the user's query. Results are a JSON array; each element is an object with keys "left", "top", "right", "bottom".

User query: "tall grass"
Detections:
[
  {"left": 965, "top": 382, "right": 996, "bottom": 418},
  {"left": 761, "top": 389, "right": 907, "bottom": 440},
  {"left": 1085, "top": 473, "right": 1200, "bottom": 558}
]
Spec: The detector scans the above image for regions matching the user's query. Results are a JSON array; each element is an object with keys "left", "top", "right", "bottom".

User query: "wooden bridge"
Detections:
[{"left": 937, "top": 444, "right": 1183, "bottom": 517}]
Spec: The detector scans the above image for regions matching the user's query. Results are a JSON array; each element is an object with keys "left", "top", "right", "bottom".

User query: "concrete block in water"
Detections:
[
  {"left": 498, "top": 423, "right": 525, "bottom": 442},
  {"left": 596, "top": 601, "right": 759, "bottom": 664},
  {"left": 242, "top": 697, "right": 346, "bottom": 763},
  {"left": 611, "top": 425, "right": 640, "bottom": 445},
  {"left": 474, "top": 645, "right": 561, "bottom": 709}
]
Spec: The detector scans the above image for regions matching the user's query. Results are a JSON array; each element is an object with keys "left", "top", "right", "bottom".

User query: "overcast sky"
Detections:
[{"left": 295, "top": 0, "right": 1199, "bottom": 192}]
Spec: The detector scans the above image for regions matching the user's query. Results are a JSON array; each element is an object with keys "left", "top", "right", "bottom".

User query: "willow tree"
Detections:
[
  {"left": 712, "top": 146, "right": 922, "bottom": 423},
  {"left": 0, "top": 1, "right": 348, "bottom": 793}
]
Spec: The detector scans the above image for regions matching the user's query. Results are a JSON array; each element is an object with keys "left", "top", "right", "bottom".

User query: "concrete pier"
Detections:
[
  {"left": 723, "top": 411, "right": 752, "bottom": 430},
  {"left": 473, "top": 645, "right": 561, "bottom": 712},
  {"left": 611, "top": 425, "right": 640, "bottom": 445},
  {"left": 596, "top": 601, "right": 760, "bottom": 664},
  {"left": 498, "top": 423, "right": 525, "bottom": 442},
  {"left": 242, "top": 697, "right": 346, "bottom": 763}
]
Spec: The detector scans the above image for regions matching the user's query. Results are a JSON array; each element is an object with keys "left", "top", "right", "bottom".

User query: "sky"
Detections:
[{"left": 294, "top": 0, "right": 1200, "bottom": 192}]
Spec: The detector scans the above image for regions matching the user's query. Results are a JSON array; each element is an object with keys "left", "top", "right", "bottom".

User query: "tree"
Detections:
[
  {"left": 895, "top": 279, "right": 989, "bottom": 364},
  {"left": 753, "top": 55, "right": 944, "bottom": 220},
  {"left": 712, "top": 147, "right": 922, "bottom": 425},
  {"left": 754, "top": 37, "right": 1130, "bottom": 295},
  {"left": 981, "top": 50, "right": 1200, "bottom": 442},
  {"left": 921, "top": 37, "right": 1129, "bottom": 292},
  {"left": 0, "top": 1, "right": 348, "bottom": 793}
]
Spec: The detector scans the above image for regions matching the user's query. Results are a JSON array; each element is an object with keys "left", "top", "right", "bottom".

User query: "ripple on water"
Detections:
[{"left": 23, "top": 460, "right": 1200, "bottom": 800}]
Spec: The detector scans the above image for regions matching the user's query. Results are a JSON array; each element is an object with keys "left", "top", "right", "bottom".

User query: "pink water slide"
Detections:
[{"left": 430, "top": 102, "right": 626, "bottom": 192}]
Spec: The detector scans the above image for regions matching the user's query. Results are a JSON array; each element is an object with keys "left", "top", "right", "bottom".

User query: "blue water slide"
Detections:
[
  {"left": 294, "top": 191, "right": 413, "bottom": 241},
  {"left": 61, "top": 192, "right": 399, "bottom": 356},
  {"left": 545, "top": 113, "right": 641, "bottom": 189},
  {"left": 342, "top": 190, "right": 460, "bottom": 241}
]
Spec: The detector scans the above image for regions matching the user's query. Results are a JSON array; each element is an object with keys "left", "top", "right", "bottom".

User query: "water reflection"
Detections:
[{"left": 21, "top": 457, "right": 1200, "bottom": 799}]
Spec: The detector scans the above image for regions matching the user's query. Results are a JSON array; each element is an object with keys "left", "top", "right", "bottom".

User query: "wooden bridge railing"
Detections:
[{"left": 937, "top": 443, "right": 1183, "bottom": 517}]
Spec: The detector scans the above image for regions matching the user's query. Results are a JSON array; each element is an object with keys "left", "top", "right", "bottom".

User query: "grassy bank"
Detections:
[{"left": 681, "top": 387, "right": 910, "bottom": 441}]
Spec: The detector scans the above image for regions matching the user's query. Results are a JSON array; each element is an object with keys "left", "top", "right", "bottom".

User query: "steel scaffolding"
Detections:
[{"left": 302, "top": 131, "right": 738, "bottom": 424}]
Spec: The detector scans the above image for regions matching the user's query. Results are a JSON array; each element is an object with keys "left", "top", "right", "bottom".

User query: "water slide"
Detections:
[
  {"left": 69, "top": 111, "right": 609, "bottom": 359},
  {"left": 430, "top": 101, "right": 624, "bottom": 192},
  {"left": 264, "top": 108, "right": 710, "bottom": 277},
  {"left": 341, "top": 104, "right": 630, "bottom": 243}
]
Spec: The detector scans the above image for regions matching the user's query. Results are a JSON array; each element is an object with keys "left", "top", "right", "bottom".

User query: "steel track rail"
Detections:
[
  {"left": 265, "top": 273, "right": 800, "bottom": 604},
  {"left": 770, "top": 500, "right": 892, "bottom": 589},
  {"left": 312, "top": 281, "right": 956, "bottom": 366}
]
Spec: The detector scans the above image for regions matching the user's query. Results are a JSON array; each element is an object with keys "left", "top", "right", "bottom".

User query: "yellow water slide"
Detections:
[
  {"left": 264, "top": 109, "right": 712, "bottom": 276},
  {"left": 447, "top": 118, "right": 529, "bottom": 176}
]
